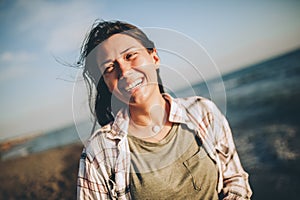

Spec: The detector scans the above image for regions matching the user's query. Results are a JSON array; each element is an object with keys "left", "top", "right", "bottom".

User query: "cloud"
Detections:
[
  {"left": 0, "top": 51, "right": 36, "bottom": 62},
  {"left": 0, "top": 0, "right": 102, "bottom": 85},
  {"left": 13, "top": 0, "right": 100, "bottom": 54},
  {"left": 45, "top": 20, "right": 91, "bottom": 54},
  {"left": 0, "top": 51, "right": 37, "bottom": 81},
  {"left": 0, "top": 52, "right": 13, "bottom": 62},
  {"left": 0, "top": 64, "right": 27, "bottom": 82}
]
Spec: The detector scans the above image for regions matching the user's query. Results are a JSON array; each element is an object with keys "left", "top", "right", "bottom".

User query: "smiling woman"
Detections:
[
  {"left": 95, "top": 34, "right": 161, "bottom": 106},
  {"left": 76, "top": 20, "right": 252, "bottom": 200}
]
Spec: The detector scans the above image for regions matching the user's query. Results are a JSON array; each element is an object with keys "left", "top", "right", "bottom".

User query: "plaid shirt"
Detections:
[{"left": 77, "top": 94, "right": 252, "bottom": 199}]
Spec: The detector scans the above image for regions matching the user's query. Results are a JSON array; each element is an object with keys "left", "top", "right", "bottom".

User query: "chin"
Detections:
[{"left": 129, "top": 92, "right": 149, "bottom": 105}]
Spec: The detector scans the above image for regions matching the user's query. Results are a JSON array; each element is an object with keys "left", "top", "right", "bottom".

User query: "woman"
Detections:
[{"left": 77, "top": 20, "right": 252, "bottom": 199}]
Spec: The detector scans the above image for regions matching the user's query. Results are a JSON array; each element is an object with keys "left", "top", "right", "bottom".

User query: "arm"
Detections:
[
  {"left": 77, "top": 150, "right": 112, "bottom": 200},
  {"left": 216, "top": 116, "right": 252, "bottom": 199},
  {"left": 182, "top": 96, "right": 252, "bottom": 199}
]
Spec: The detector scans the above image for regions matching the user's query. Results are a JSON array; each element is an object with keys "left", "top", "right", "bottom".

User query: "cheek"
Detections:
[
  {"left": 143, "top": 66, "right": 158, "bottom": 81},
  {"left": 103, "top": 77, "right": 116, "bottom": 93}
]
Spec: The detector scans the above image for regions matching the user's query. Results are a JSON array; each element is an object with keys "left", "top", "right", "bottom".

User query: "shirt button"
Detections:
[{"left": 81, "top": 152, "right": 87, "bottom": 159}]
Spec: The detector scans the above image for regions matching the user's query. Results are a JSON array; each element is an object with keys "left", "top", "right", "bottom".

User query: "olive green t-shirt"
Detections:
[{"left": 128, "top": 123, "right": 219, "bottom": 200}]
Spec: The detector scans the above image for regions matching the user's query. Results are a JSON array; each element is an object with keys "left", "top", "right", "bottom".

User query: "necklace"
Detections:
[
  {"left": 128, "top": 114, "right": 167, "bottom": 139},
  {"left": 152, "top": 125, "right": 162, "bottom": 133},
  {"left": 129, "top": 120, "right": 164, "bottom": 135},
  {"left": 128, "top": 100, "right": 170, "bottom": 139}
]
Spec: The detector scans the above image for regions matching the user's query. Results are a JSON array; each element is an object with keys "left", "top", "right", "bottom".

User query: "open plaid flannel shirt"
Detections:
[{"left": 77, "top": 94, "right": 252, "bottom": 199}]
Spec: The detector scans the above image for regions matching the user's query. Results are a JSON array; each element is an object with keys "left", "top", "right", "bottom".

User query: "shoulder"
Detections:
[
  {"left": 176, "top": 95, "right": 221, "bottom": 116},
  {"left": 83, "top": 124, "right": 116, "bottom": 162},
  {"left": 175, "top": 96, "right": 226, "bottom": 136}
]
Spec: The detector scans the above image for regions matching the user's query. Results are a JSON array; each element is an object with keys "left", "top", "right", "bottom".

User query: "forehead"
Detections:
[{"left": 95, "top": 33, "right": 144, "bottom": 59}]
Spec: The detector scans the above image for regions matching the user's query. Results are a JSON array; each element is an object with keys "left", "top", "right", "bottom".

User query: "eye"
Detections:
[
  {"left": 103, "top": 64, "right": 115, "bottom": 74},
  {"left": 125, "top": 51, "right": 138, "bottom": 60}
]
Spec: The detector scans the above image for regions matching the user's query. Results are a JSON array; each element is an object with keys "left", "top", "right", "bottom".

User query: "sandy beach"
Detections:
[{"left": 0, "top": 143, "right": 83, "bottom": 200}]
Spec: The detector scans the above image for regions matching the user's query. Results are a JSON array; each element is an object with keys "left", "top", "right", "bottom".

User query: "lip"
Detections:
[
  {"left": 125, "top": 78, "right": 143, "bottom": 91},
  {"left": 121, "top": 77, "right": 145, "bottom": 94}
]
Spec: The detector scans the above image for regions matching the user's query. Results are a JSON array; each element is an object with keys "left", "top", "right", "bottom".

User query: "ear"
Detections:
[{"left": 151, "top": 48, "right": 160, "bottom": 69}]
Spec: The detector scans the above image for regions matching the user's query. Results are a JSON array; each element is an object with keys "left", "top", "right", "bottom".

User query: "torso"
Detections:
[{"left": 128, "top": 123, "right": 219, "bottom": 200}]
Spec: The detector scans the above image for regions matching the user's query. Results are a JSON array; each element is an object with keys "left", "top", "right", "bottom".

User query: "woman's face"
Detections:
[{"left": 95, "top": 33, "right": 160, "bottom": 106}]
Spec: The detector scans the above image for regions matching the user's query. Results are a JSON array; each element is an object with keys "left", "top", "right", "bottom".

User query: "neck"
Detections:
[
  {"left": 128, "top": 94, "right": 173, "bottom": 142},
  {"left": 129, "top": 94, "right": 168, "bottom": 126}
]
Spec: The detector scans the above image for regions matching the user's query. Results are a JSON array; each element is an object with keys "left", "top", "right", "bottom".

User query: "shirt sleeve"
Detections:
[
  {"left": 216, "top": 115, "right": 253, "bottom": 199},
  {"left": 77, "top": 149, "right": 112, "bottom": 200}
]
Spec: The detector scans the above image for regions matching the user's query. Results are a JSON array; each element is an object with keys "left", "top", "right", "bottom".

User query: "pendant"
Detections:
[{"left": 152, "top": 125, "right": 161, "bottom": 133}]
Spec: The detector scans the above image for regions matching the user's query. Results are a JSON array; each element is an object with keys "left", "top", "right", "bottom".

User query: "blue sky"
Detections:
[{"left": 1, "top": 0, "right": 300, "bottom": 140}]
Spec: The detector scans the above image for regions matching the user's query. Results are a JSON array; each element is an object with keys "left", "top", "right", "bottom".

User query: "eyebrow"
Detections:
[{"left": 99, "top": 46, "right": 137, "bottom": 67}]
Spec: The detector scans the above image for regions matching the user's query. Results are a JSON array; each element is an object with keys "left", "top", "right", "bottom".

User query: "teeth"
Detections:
[{"left": 125, "top": 79, "right": 142, "bottom": 91}]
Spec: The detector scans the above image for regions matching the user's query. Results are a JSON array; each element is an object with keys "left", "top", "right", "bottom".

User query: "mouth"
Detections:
[{"left": 124, "top": 78, "right": 144, "bottom": 92}]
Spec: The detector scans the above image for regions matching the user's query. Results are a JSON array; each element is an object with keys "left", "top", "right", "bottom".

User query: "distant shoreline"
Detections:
[{"left": 0, "top": 131, "right": 43, "bottom": 152}]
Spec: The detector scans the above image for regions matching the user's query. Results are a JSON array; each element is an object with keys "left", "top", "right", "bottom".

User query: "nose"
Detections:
[{"left": 117, "top": 60, "right": 132, "bottom": 79}]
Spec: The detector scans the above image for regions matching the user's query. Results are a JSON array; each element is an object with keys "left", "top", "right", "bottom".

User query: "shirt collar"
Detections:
[
  {"left": 162, "top": 93, "right": 188, "bottom": 124},
  {"left": 106, "top": 93, "right": 189, "bottom": 140}
]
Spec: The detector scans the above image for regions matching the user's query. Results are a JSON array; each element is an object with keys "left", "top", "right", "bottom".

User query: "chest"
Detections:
[{"left": 128, "top": 123, "right": 219, "bottom": 199}]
